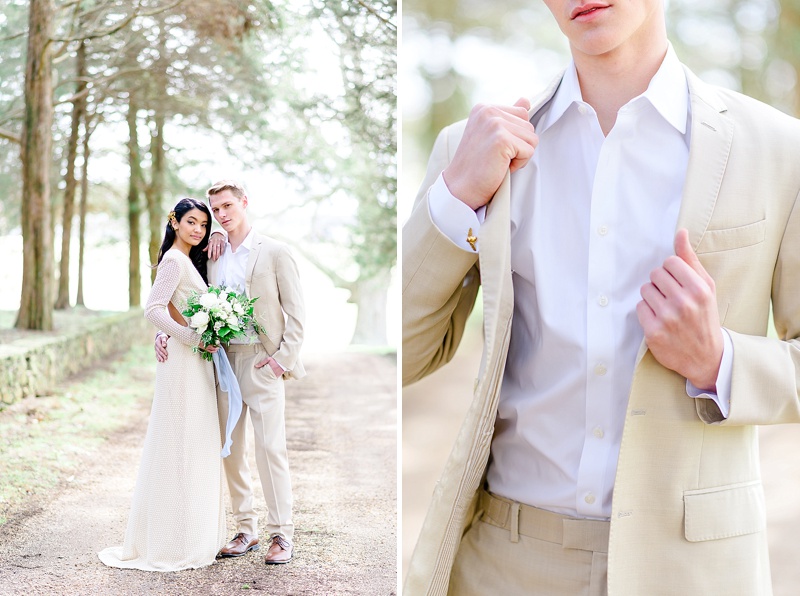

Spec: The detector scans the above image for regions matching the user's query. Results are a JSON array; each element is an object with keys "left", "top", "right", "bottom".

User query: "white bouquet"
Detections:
[{"left": 182, "top": 286, "right": 264, "bottom": 361}]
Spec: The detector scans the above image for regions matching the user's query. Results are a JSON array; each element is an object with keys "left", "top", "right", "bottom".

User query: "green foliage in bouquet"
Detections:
[{"left": 182, "top": 286, "right": 266, "bottom": 361}]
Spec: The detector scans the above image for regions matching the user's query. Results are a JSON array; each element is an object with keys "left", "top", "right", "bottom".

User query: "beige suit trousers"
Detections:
[
  {"left": 217, "top": 343, "right": 293, "bottom": 541},
  {"left": 449, "top": 491, "right": 609, "bottom": 596}
]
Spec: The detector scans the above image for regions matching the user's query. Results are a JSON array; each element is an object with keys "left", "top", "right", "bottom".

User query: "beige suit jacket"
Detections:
[
  {"left": 402, "top": 67, "right": 800, "bottom": 595},
  {"left": 209, "top": 233, "right": 305, "bottom": 379}
]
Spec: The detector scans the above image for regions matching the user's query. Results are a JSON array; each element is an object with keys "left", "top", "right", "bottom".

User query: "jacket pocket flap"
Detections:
[
  {"left": 684, "top": 480, "right": 765, "bottom": 542},
  {"left": 696, "top": 219, "right": 766, "bottom": 254}
]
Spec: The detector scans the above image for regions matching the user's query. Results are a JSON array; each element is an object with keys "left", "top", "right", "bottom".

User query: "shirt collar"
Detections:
[
  {"left": 227, "top": 227, "right": 255, "bottom": 254},
  {"left": 640, "top": 44, "right": 689, "bottom": 134},
  {"left": 537, "top": 43, "right": 688, "bottom": 136}
]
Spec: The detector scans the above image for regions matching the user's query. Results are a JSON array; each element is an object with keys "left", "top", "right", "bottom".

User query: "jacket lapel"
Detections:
[
  {"left": 477, "top": 76, "right": 565, "bottom": 361},
  {"left": 635, "top": 68, "right": 733, "bottom": 366},
  {"left": 675, "top": 68, "right": 732, "bottom": 248},
  {"left": 244, "top": 235, "right": 263, "bottom": 297}
]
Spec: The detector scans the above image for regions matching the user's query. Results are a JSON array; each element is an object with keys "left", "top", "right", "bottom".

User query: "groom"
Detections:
[{"left": 156, "top": 180, "right": 305, "bottom": 565}]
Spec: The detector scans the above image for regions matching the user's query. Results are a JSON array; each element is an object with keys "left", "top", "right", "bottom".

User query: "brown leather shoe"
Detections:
[
  {"left": 217, "top": 533, "right": 259, "bottom": 558},
  {"left": 264, "top": 535, "right": 293, "bottom": 564}
]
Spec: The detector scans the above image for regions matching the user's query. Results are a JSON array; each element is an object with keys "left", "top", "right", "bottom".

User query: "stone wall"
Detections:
[{"left": 0, "top": 310, "right": 151, "bottom": 407}]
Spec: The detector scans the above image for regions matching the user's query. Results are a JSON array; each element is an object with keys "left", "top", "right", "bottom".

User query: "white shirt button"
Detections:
[
  {"left": 598, "top": 225, "right": 609, "bottom": 236},
  {"left": 593, "top": 427, "right": 604, "bottom": 439},
  {"left": 598, "top": 295, "right": 608, "bottom": 307},
  {"left": 585, "top": 493, "right": 596, "bottom": 505},
  {"left": 594, "top": 364, "right": 607, "bottom": 376}
]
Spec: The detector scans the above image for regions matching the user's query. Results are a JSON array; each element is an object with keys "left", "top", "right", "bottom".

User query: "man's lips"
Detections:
[{"left": 571, "top": 3, "right": 609, "bottom": 19}]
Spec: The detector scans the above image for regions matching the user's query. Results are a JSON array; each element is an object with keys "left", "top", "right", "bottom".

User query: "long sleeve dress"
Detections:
[{"left": 98, "top": 248, "right": 226, "bottom": 571}]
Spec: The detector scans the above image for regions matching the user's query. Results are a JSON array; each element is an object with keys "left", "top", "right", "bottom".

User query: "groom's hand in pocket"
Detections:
[{"left": 256, "top": 356, "right": 283, "bottom": 378}]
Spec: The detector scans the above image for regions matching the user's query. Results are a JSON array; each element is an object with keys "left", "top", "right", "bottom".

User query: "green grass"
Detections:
[{"left": 0, "top": 343, "right": 155, "bottom": 524}]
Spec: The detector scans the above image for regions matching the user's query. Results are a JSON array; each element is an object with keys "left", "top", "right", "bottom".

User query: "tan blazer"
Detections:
[
  {"left": 402, "top": 67, "right": 800, "bottom": 595},
  {"left": 209, "top": 233, "right": 305, "bottom": 379}
]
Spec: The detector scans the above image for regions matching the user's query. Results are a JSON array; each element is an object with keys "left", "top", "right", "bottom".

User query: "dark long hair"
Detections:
[{"left": 155, "top": 198, "right": 212, "bottom": 284}]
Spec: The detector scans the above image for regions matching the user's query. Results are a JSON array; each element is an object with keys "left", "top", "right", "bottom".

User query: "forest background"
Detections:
[{"left": 0, "top": 0, "right": 397, "bottom": 350}]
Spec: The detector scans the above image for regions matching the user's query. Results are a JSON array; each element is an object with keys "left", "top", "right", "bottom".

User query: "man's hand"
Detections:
[
  {"left": 442, "top": 97, "right": 538, "bottom": 210},
  {"left": 155, "top": 332, "right": 169, "bottom": 363},
  {"left": 255, "top": 356, "right": 283, "bottom": 378},
  {"left": 204, "top": 231, "right": 226, "bottom": 261},
  {"left": 636, "top": 229, "right": 723, "bottom": 391}
]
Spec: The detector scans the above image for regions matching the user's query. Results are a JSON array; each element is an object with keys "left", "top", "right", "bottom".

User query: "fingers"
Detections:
[
  {"left": 639, "top": 281, "right": 666, "bottom": 312},
  {"left": 648, "top": 266, "right": 679, "bottom": 300},
  {"left": 673, "top": 228, "right": 693, "bottom": 264},
  {"left": 635, "top": 299, "right": 656, "bottom": 330},
  {"left": 652, "top": 231, "right": 712, "bottom": 299},
  {"left": 203, "top": 233, "right": 225, "bottom": 261},
  {"left": 506, "top": 123, "right": 539, "bottom": 173},
  {"left": 470, "top": 100, "right": 531, "bottom": 124},
  {"left": 154, "top": 335, "right": 168, "bottom": 362},
  {"left": 254, "top": 358, "right": 269, "bottom": 369},
  {"left": 501, "top": 101, "right": 537, "bottom": 170},
  {"left": 489, "top": 110, "right": 538, "bottom": 173},
  {"left": 444, "top": 98, "right": 537, "bottom": 208},
  {"left": 673, "top": 228, "right": 714, "bottom": 287},
  {"left": 513, "top": 96, "right": 532, "bottom": 111}
]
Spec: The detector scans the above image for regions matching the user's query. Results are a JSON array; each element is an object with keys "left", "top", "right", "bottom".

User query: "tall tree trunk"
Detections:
[
  {"left": 147, "top": 111, "right": 166, "bottom": 282},
  {"left": 16, "top": 0, "right": 55, "bottom": 330},
  {"left": 76, "top": 120, "right": 91, "bottom": 307},
  {"left": 55, "top": 40, "right": 87, "bottom": 310},
  {"left": 127, "top": 96, "right": 142, "bottom": 307},
  {"left": 349, "top": 270, "right": 390, "bottom": 345},
  {"left": 147, "top": 21, "right": 168, "bottom": 283}
]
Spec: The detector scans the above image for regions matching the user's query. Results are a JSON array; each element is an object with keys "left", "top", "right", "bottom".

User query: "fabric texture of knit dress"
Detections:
[{"left": 98, "top": 248, "right": 226, "bottom": 571}]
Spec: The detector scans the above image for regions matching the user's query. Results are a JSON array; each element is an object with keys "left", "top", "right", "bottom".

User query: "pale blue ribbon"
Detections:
[{"left": 212, "top": 347, "right": 242, "bottom": 458}]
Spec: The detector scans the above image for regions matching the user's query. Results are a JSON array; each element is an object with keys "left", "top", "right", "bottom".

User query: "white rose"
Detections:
[
  {"left": 226, "top": 316, "right": 240, "bottom": 329},
  {"left": 200, "top": 292, "right": 220, "bottom": 309},
  {"left": 190, "top": 310, "right": 210, "bottom": 331},
  {"left": 232, "top": 302, "right": 244, "bottom": 315}
]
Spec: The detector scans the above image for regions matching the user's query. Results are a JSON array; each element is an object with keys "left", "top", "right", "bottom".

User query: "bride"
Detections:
[{"left": 99, "top": 198, "right": 226, "bottom": 571}]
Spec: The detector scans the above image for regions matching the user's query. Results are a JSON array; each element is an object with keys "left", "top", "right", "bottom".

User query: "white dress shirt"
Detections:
[
  {"left": 219, "top": 228, "right": 258, "bottom": 345},
  {"left": 428, "top": 46, "right": 733, "bottom": 519}
]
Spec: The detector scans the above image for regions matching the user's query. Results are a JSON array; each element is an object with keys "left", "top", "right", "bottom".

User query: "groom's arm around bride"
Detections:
[{"left": 157, "top": 180, "right": 305, "bottom": 566}]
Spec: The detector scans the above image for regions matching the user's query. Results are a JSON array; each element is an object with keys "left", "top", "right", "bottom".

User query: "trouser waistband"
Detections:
[
  {"left": 479, "top": 490, "right": 610, "bottom": 553},
  {"left": 224, "top": 343, "right": 263, "bottom": 353}
]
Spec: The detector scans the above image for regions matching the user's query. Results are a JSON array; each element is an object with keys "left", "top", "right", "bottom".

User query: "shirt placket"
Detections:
[{"left": 576, "top": 114, "right": 620, "bottom": 517}]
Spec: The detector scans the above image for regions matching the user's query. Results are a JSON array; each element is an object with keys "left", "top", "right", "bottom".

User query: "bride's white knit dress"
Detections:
[{"left": 98, "top": 248, "right": 226, "bottom": 571}]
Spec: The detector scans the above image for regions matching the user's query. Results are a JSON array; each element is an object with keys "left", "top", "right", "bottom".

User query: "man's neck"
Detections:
[
  {"left": 228, "top": 224, "right": 252, "bottom": 253},
  {"left": 573, "top": 38, "right": 669, "bottom": 136}
]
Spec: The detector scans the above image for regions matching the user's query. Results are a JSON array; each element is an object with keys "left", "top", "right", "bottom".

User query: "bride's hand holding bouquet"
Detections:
[{"left": 182, "top": 286, "right": 265, "bottom": 361}]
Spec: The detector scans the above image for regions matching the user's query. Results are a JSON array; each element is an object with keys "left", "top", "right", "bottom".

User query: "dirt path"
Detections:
[
  {"left": 403, "top": 322, "right": 800, "bottom": 595},
  {"left": 0, "top": 351, "right": 397, "bottom": 595}
]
